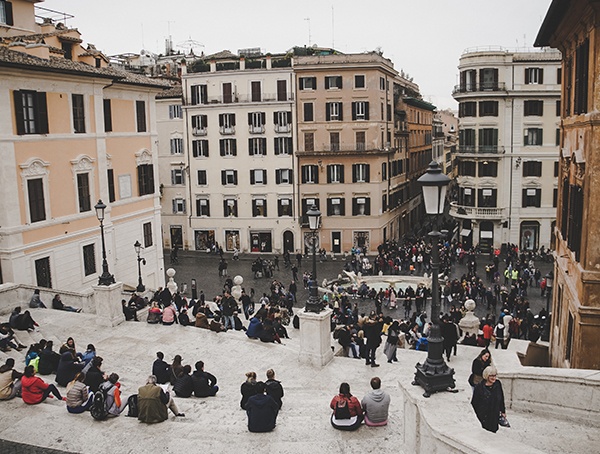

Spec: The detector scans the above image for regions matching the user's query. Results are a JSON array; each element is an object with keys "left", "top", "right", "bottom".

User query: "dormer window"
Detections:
[{"left": 61, "top": 42, "right": 73, "bottom": 60}]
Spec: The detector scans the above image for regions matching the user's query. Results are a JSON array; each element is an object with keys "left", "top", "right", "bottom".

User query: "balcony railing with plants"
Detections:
[
  {"left": 452, "top": 82, "right": 507, "bottom": 94},
  {"left": 449, "top": 201, "right": 505, "bottom": 219}
]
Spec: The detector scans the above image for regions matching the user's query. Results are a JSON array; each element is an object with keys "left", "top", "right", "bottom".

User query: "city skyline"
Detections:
[{"left": 44, "top": 0, "right": 553, "bottom": 110}]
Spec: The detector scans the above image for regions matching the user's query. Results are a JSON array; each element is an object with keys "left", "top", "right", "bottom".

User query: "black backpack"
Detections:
[
  {"left": 334, "top": 398, "right": 351, "bottom": 420},
  {"left": 126, "top": 394, "right": 138, "bottom": 418},
  {"left": 90, "top": 386, "right": 111, "bottom": 421}
]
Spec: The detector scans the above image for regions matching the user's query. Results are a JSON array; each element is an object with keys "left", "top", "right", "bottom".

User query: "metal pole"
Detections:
[
  {"left": 98, "top": 219, "right": 115, "bottom": 286},
  {"left": 136, "top": 251, "right": 145, "bottom": 292}
]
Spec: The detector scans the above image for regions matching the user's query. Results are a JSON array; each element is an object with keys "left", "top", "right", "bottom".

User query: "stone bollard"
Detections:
[
  {"left": 166, "top": 268, "right": 178, "bottom": 295},
  {"left": 93, "top": 282, "right": 125, "bottom": 327},
  {"left": 298, "top": 307, "right": 334, "bottom": 367},
  {"left": 459, "top": 298, "right": 480, "bottom": 339}
]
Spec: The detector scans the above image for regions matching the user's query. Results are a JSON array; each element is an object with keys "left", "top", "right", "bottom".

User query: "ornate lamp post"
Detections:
[
  {"left": 413, "top": 161, "right": 456, "bottom": 397},
  {"left": 94, "top": 199, "right": 115, "bottom": 286},
  {"left": 134, "top": 240, "right": 146, "bottom": 293},
  {"left": 305, "top": 204, "right": 322, "bottom": 313}
]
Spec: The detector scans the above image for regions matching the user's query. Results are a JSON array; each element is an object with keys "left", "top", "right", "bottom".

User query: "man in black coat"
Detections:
[
  {"left": 191, "top": 361, "right": 218, "bottom": 397},
  {"left": 152, "top": 352, "right": 170, "bottom": 385},
  {"left": 246, "top": 382, "right": 279, "bottom": 432},
  {"left": 364, "top": 314, "right": 383, "bottom": 367},
  {"left": 440, "top": 316, "right": 459, "bottom": 362}
]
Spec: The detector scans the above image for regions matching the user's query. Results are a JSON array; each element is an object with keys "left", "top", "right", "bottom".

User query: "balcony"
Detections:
[
  {"left": 190, "top": 93, "right": 295, "bottom": 106},
  {"left": 219, "top": 126, "right": 235, "bottom": 135},
  {"left": 249, "top": 125, "right": 265, "bottom": 134},
  {"left": 274, "top": 124, "right": 291, "bottom": 133},
  {"left": 449, "top": 201, "right": 505, "bottom": 219},
  {"left": 192, "top": 127, "right": 207, "bottom": 136},
  {"left": 456, "top": 146, "right": 505, "bottom": 155},
  {"left": 452, "top": 82, "right": 507, "bottom": 95}
]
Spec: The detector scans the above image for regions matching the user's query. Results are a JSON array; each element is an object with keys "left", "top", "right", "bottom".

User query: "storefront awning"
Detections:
[{"left": 460, "top": 229, "right": 472, "bottom": 237}]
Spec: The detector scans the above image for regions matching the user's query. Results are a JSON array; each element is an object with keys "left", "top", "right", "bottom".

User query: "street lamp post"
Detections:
[
  {"left": 545, "top": 270, "right": 554, "bottom": 314},
  {"left": 305, "top": 205, "right": 322, "bottom": 313},
  {"left": 412, "top": 161, "right": 456, "bottom": 397},
  {"left": 134, "top": 240, "right": 146, "bottom": 293},
  {"left": 94, "top": 199, "right": 115, "bottom": 286}
]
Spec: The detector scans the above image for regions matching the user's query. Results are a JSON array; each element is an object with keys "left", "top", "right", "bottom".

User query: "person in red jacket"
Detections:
[
  {"left": 21, "top": 365, "right": 64, "bottom": 404},
  {"left": 330, "top": 382, "right": 363, "bottom": 431},
  {"left": 482, "top": 322, "right": 494, "bottom": 348}
]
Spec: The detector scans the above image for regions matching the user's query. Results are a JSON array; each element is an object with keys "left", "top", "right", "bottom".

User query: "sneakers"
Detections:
[
  {"left": 371, "top": 363, "right": 380, "bottom": 368},
  {"left": 176, "top": 413, "right": 185, "bottom": 417}
]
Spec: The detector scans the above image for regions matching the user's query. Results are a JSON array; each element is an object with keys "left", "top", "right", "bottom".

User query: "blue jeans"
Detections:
[{"left": 223, "top": 315, "right": 235, "bottom": 330}]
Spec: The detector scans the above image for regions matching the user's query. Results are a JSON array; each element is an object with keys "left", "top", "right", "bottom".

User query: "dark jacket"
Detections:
[
  {"left": 192, "top": 370, "right": 217, "bottom": 397},
  {"left": 364, "top": 320, "right": 383, "bottom": 347},
  {"left": 265, "top": 379, "right": 284, "bottom": 409},
  {"left": 138, "top": 384, "right": 169, "bottom": 424},
  {"left": 246, "top": 393, "right": 279, "bottom": 432},
  {"left": 440, "top": 320, "right": 459, "bottom": 346},
  {"left": 240, "top": 380, "right": 262, "bottom": 409},
  {"left": 173, "top": 373, "right": 194, "bottom": 398},
  {"left": 84, "top": 365, "right": 105, "bottom": 392},
  {"left": 471, "top": 379, "right": 506, "bottom": 433},
  {"left": 55, "top": 352, "right": 84, "bottom": 387},
  {"left": 152, "top": 359, "right": 170, "bottom": 385},
  {"left": 246, "top": 318, "right": 263, "bottom": 339},
  {"left": 37, "top": 348, "right": 60, "bottom": 375}
]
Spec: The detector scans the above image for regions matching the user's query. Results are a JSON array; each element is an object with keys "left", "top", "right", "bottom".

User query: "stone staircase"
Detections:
[{"left": 0, "top": 309, "right": 598, "bottom": 454}]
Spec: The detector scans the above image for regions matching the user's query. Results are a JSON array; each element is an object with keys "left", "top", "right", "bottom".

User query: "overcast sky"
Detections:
[{"left": 44, "top": 0, "right": 554, "bottom": 110}]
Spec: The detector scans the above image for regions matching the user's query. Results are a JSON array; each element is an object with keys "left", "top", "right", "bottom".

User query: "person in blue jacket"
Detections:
[{"left": 246, "top": 382, "right": 279, "bottom": 432}]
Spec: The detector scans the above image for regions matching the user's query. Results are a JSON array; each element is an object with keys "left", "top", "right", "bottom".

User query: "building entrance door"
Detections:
[
  {"left": 35, "top": 257, "right": 52, "bottom": 288},
  {"left": 283, "top": 231, "right": 294, "bottom": 253},
  {"left": 170, "top": 226, "right": 183, "bottom": 249},
  {"left": 332, "top": 231, "right": 341, "bottom": 254}
]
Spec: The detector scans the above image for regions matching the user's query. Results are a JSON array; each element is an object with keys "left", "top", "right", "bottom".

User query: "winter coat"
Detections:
[
  {"left": 330, "top": 394, "right": 363, "bottom": 417},
  {"left": 152, "top": 359, "right": 171, "bottom": 385},
  {"left": 84, "top": 365, "right": 105, "bottom": 392},
  {"left": 246, "top": 317, "right": 263, "bottom": 339},
  {"left": 66, "top": 381, "right": 90, "bottom": 409},
  {"left": 195, "top": 312, "right": 210, "bottom": 329},
  {"left": 265, "top": 379, "right": 284, "bottom": 409},
  {"left": 361, "top": 389, "right": 391, "bottom": 423},
  {"left": 55, "top": 352, "right": 84, "bottom": 387},
  {"left": 471, "top": 380, "right": 506, "bottom": 433},
  {"left": 173, "top": 373, "right": 194, "bottom": 398},
  {"left": 21, "top": 375, "right": 49, "bottom": 404},
  {"left": 137, "top": 384, "right": 168, "bottom": 423},
  {"left": 192, "top": 370, "right": 218, "bottom": 397},
  {"left": 240, "top": 380, "right": 262, "bottom": 409},
  {"left": 246, "top": 393, "right": 279, "bottom": 433}
]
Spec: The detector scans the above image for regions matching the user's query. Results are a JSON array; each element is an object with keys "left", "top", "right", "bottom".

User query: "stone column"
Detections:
[
  {"left": 93, "top": 282, "right": 124, "bottom": 327},
  {"left": 298, "top": 308, "right": 334, "bottom": 367}
]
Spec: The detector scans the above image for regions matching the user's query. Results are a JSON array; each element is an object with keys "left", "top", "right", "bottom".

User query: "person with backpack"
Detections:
[
  {"left": 96, "top": 373, "right": 126, "bottom": 418},
  {"left": 329, "top": 382, "right": 363, "bottom": 431}
]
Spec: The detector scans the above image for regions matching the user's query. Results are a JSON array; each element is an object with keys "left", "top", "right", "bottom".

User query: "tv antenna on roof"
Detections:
[{"left": 304, "top": 18, "right": 311, "bottom": 46}]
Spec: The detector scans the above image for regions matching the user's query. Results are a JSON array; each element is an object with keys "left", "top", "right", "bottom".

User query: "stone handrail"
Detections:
[{"left": 0, "top": 283, "right": 95, "bottom": 315}]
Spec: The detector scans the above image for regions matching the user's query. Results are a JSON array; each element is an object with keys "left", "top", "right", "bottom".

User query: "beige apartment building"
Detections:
[
  {"left": 0, "top": 0, "right": 167, "bottom": 291},
  {"left": 451, "top": 48, "right": 561, "bottom": 252},
  {"left": 294, "top": 52, "right": 422, "bottom": 254}
]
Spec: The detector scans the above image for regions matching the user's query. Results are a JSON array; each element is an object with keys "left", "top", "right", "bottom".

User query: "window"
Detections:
[
  {"left": 251, "top": 81, "right": 261, "bottom": 102},
  {"left": 327, "top": 197, "right": 345, "bottom": 216},
  {"left": 356, "top": 131, "right": 366, "bottom": 150},
  {"left": 61, "top": 42, "right": 73, "bottom": 60},
  {"left": 459, "top": 128, "right": 476, "bottom": 151},
  {"left": 191, "top": 84, "right": 208, "bottom": 105},
  {"left": 458, "top": 160, "right": 476, "bottom": 177},
  {"left": 303, "top": 103, "right": 314, "bottom": 121},
  {"left": 352, "top": 197, "right": 371, "bottom": 216},
  {"left": 276, "top": 169, "right": 293, "bottom": 184},
  {"left": 136, "top": 100, "right": 146, "bottom": 132},
  {"left": 553, "top": 188, "right": 558, "bottom": 208},
  {"left": 1, "top": 1, "right": 14, "bottom": 26},
  {"left": 301, "top": 165, "right": 318, "bottom": 183},
  {"left": 137, "top": 164, "right": 155, "bottom": 196},
  {"left": 83, "top": 244, "right": 96, "bottom": 277},
  {"left": 557, "top": 67, "right": 562, "bottom": 84},
  {"left": 223, "top": 199, "right": 238, "bottom": 217},
  {"left": 107, "top": 169, "right": 115, "bottom": 203},
  {"left": 304, "top": 132, "right": 314, "bottom": 151},
  {"left": 478, "top": 161, "right": 498, "bottom": 177},
  {"left": 77, "top": 173, "right": 91, "bottom": 212},
  {"left": 382, "top": 162, "right": 387, "bottom": 181},
  {"left": 522, "top": 188, "right": 541, "bottom": 207},
  {"left": 274, "top": 137, "right": 293, "bottom": 155},
  {"left": 169, "top": 105, "right": 182, "bottom": 119},
  {"left": 274, "top": 111, "right": 292, "bottom": 132},
  {"left": 13, "top": 90, "right": 48, "bottom": 135},
  {"left": 172, "top": 198, "right": 186, "bottom": 213},
  {"left": 459, "top": 102, "right": 477, "bottom": 117},
  {"left": 252, "top": 199, "right": 267, "bottom": 217},
  {"left": 192, "top": 140, "right": 209, "bottom": 157},
  {"left": 556, "top": 128, "right": 561, "bottom": 146},
  {"left": 27, "top": 178, "right": 46, "bottom": 222},
  {"left": 380, "top": 77, "right": 386, "bottom": 90},
  {"left": 196, "top": 199, "right": 210, "bottom": 216},
  {"left": 72, "top": 94, "right": 85, "bottom": 133},
  {"left": 459, "top": 70, "right": 477, "bottom": 91},
  {"left": 479, "top": 128, "right": 498, "bottom": 152},
  {"left": 327, "top": 164, "right": 344, "bottom": 183},
  {"left": 525, "top": 68, "right": 544, "bottom": 84},
  {"left": 219, "top": 138, "right": 237, "bottom": 156},
  {"left": 524, "top": 100, "right": 544, "bottom": 116},
  {"left": 248, "top": 112, "right": 266, "bottom": 134},
  {"left": 34, "top": 256, "right": 52, "bottom": 288},
  {"left": 352, "top": 163, "right": 370, "bottom": 183},
  {"left": 170, "top": 138, "right": 183, "bottom": 155},
  {"left": 299, "top": 77, "right": 316, "bottom": 90},
  {"left": 221, "top": 169, "right": 238, "bottom": 185},
  {"left": 477, "top": 188, "right": 497, "bottom": 207},
  {"left": 330, "top": 132, "right": 340, "bottom": 151},
  {"left": 354, "top": 75, "right": 365, "bottom": 88},
  {"left": 143, "top": 222, "right": 153, "bottom": 248},
  {"left": 459, "top": 187, "right": 475, "bottom": 206},
  {"left": 250, "top": 169, "right": 267, "bottom": 184},
  {"left": 479, "top": 68, "right": 498, "bottom": 90},
  {"left": 191, "top": 115, "right": 207, "bottom": 135},
  {"left": 197, "top": 170, "right": 207, "bottom": 185},
  {"left": 554, "top": 161, "right": 559, "bottom": 177},
  {"left": 248, "top": 138, "right": 267, "bottom": 156},
  {"left": 352, "top": 101, "right": 369, "bottom": 120},
  {"left": 326, "top": 102, "right": 343, "bottom": 121},
  {"left": 103, "top": 99, "right": 112, "bottom": 132},
  {"left": 223, "top": 82, "right": 234, "bottom": 103},
  {"left": 171, "top": 168, "right": 185, "bottom": 185},
  {"left": 278, "top": 198, "right": 292, "bottom": 216},
  {"left": 218, "top": 113, "right": 236, "bottom": 134},
  {"left": 277, "top": 79, "right": 287, "bottom": 101},
  {"left": 556, "top": 100, "right": 561, "bottom": 117},
  {"left": 574, "top": 38, "right": 589, "bottom": 114},
  {"left": 523, "top": 161, "right": 542, "bottom": 177},
  {"left": 325, "top": 76, "right": 342, "bottom": 89},
  {"left": 478, "top": 101, "right": 498, "bottom": 117},
  {"left": 524, "top": 128, "right": 543, "bottom": 146},
  {"left": 302, "top": 198, "right": 320, "bottom": 216}
]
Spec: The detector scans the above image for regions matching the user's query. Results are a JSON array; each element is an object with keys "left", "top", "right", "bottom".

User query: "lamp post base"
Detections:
[
  {"left": 136, "top": 284, "right": 146, "bottom": 293},
  {"left": 98, "top": 272, "right": 115, "bottom": 286},
  {"left": 412, "top": 326, "right": 456, "bottom": 397}
]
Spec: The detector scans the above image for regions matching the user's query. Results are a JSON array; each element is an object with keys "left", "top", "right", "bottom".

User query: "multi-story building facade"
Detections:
[
  {"left": 294, "top": 52, "right": 421, "bottom": 254},
  {"left": 0, "top": 0, "right": 167, "bottom": 292},
  {"left": 536, "top": 0, "right": 600, "bottom": 370},
  {"left": 437, "top": 109, "right": 458, "bottom": 178},
  {"left": 451, "top": 49, "right": 561, "bottom": 252},
  {"left": 178, "top": 52, "right": 297, "bottom": 253}
]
